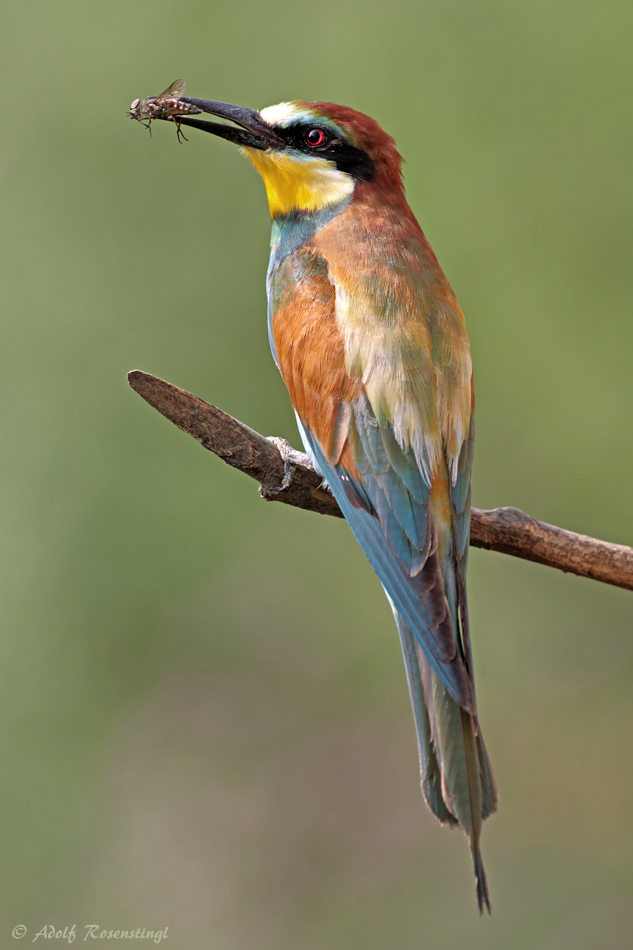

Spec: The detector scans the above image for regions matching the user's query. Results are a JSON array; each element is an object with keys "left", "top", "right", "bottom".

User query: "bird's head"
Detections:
[{"left": 177, "top": 97, "right": 403, "bottom": 217}]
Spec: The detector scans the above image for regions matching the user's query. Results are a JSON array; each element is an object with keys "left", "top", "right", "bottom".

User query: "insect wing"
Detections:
[{"left": 154, "top": 79, "right": 187, "bottom": 103}]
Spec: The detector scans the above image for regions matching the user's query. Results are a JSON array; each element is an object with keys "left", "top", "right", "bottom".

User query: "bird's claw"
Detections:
[{"left": 264, "top": 437, "right": 312, "bottom": 494}]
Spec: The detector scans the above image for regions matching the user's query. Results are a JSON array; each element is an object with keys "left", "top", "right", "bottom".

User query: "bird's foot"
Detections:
[{"left": 264, "top": 437, "right": 312, "bottom": 494}]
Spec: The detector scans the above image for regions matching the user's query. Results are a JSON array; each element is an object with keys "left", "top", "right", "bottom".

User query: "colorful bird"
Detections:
[{"left": 173, "top": 96, "right": 498, "bottom": 912}]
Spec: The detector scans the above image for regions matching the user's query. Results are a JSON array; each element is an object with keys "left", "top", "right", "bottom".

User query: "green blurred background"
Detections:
[{"left": 2, "top": 0, "right": 632, "bottom": 946}]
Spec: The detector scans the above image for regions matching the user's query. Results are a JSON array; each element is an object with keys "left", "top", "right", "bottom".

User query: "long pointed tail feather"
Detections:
[
  {"left": 394, "top": 607, "right": 496, "bottom": 912},
  {"left": 472, "top": 836, "right": 492, "bottom": 915}
]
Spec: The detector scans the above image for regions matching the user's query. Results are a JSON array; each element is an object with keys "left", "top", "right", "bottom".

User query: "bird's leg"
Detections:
[
  {"left": 263, "top": 436, "right": 333, "bottom": 498},
  {"left": 264, "top": 437, "right": 310, "bottom": 493}
]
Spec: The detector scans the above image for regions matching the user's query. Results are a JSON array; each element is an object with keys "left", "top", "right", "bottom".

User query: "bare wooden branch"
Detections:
[
  {"left": 469, "top": 507, "right": 633, "bottom": 591},
  {"left": 127, "top": 370, "right": 341, "bottom": 519},
  {"left": 127, "top": 370, "right": 633, "bottom": 593}
]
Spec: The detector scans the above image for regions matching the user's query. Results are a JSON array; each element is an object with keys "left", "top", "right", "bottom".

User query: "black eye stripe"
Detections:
[{"left": 271, "top": 123, "right": 375, "bottom": 183}]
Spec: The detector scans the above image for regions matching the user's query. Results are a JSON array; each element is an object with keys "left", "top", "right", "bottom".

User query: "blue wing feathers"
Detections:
[
  {"left": 369, "top": 481, "right": 424, "bottom": 575},
  {"left": 353, "top": 402, "right": 391, "bottom": 474},
  {"left": 451, "top": 414, "right": 475, "bottom": 568},
  {"left": 304, "top": 423, "right": 475, "bottom": 712},
  {"left": 380, "top": 424, "right": 430, "bottom": 503},
  {"left": 350, "top": 396, "right": 430, "bottom": 568}
]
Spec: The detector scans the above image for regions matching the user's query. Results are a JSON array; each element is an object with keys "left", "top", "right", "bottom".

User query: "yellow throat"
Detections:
[{"left": 242, "top": 147, "right": 355, "bottom": 216}]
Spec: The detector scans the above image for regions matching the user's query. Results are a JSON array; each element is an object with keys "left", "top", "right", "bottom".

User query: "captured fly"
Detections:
[{"left": 129, "top": 79, "right": 202, "bottom": 142}]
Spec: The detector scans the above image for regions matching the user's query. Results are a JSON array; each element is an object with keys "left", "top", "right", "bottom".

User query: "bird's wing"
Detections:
[{"left": 270, "top": 243, "right": 475, "bottom": 712}]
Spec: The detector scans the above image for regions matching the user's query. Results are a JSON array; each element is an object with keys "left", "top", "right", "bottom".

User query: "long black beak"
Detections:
[{"left": 176, "top": 98, "right": 282, "bottom": 150}]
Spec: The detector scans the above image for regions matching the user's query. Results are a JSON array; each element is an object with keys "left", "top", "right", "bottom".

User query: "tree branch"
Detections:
[{"left": 127, "top": 370, "right": 633, "bottom": 593}]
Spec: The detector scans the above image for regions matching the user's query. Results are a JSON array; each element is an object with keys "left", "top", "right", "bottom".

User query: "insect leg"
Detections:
[{"left": 173, "top": 116, "right": 189, "bottom": 144}]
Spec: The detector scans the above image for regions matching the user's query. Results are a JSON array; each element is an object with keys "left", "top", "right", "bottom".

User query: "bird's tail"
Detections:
[{"left": 396, "top": 613, "right": 497, "bottom": 914}]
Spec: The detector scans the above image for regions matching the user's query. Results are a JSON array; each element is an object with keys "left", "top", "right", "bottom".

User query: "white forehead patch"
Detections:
[{"left": 260, "top": 101, "right": 312, "bottom": 128}]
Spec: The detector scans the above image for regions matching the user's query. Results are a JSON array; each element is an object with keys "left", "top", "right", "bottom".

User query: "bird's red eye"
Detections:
[{"left": 306, "top": 128, "right": 327, "bottom": 147}]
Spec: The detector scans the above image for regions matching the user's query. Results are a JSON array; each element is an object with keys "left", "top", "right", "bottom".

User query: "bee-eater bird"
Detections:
[{"left": 173, "top": 96, "right": 498, "bottom": 912}]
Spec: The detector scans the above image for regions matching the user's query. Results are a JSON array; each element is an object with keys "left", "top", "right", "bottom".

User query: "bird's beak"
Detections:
[{"left": 176, "top": 98, "right": 282, "bottom": 150}]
